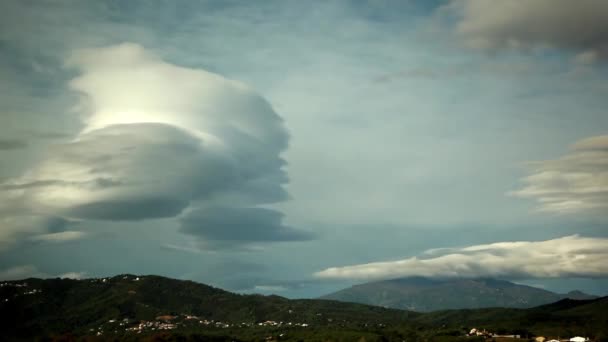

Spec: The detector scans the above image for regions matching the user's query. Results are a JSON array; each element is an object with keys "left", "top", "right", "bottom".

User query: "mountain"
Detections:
[
  {"left": 0, "top": 274, "right": 416, "bottom": 340},
  {"left": 320, "top": 277, "right": 598, "bottom": 312},
  {"left": 564, "top": 290, "right": 598, "bottom": 300}
]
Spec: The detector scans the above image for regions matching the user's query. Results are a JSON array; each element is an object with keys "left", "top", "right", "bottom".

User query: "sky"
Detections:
[{"left": 1, "top": 0, "right": 608, "bottom": 298}]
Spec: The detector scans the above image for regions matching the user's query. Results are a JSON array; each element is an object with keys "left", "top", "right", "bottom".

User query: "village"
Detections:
[
  {"left": 91, "top": 313, "right": 313, "bottom": 337},
  {"left": 0, "top": 281, "right": 42, "bottom": 303},
  {"left": 468, "top": 328, "right": 590, "bottom": 342}
]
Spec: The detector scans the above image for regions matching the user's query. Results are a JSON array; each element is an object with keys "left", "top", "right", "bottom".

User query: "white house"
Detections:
[{"left": 570, "top": 337, "right": 587, "bottom": 342}]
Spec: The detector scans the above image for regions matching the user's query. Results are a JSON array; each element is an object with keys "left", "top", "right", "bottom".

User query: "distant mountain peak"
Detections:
[
  {"left": 321, "top": 276, "right": 592, "bottom": 312},
  {"left": 563, "top": 290, "right": 598, "bottom": 300}
]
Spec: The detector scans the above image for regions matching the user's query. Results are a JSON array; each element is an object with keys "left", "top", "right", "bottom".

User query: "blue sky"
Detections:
[{"left": 1, "top": 0, "right": 608, "bottom": 298}]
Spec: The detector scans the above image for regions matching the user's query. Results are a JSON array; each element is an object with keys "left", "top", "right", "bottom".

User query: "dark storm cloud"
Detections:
[
  {"left": 180, "top": 207, "right": 314, "bottom": 246},
  {"left": 41, "top": 216, "right": 70, "bottom": 233}
]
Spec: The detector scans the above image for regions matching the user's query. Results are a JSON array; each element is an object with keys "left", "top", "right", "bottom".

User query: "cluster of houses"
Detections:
[
  {"left": 0, "top": 282, "right": 28, "bottom": 287},
  {"left": 90, "top": 275, "right": 142, "bottom": 284},
  {"left": 0, "top": 282, "right": 42, "bottom": 302},
  {"left": 125, "top": 320, "right": 177, "bottom": 334},
  {"left": 257, "top": 320, "right": 309, "bottom": 327},
  {"left": 91, "top": 313, "right": 312, "bottom": 336},
  {"left": 468, "top": 329, "right": 590, "bottom": 342},
  {"left": 535, "top": 336, "right": 589, "bottom": 342},
  {"left": 533, "top": 336, "right": 589, "bottom": 342}
]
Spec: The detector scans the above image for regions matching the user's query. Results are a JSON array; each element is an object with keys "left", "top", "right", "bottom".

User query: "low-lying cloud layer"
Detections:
[
  {"left": 442, "top": 0, "right": 608, "bottom": 63},
  {"left": 315, "top": 235, "right": 608, "bottom": 281},
  {"left": 0, "top": 43, "right": 308, "bottom": 248},
  {"left": 511, "top": 135, "right": 608, "bottom": 216},
  {"left": 0, "top": 265, "right": 85, "bottom": 281}
]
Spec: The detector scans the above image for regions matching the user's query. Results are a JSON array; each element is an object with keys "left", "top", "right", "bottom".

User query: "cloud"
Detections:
[
  {"left": 314, "top": 235, "right": 608, "bottom": 281},
  {"left": 0, "top": 43, "right": 307, "bottom": 249},
  {"left": 253, "top": 285, "right": 287, "bottom": 292},
  {"left": 0, "top": 265, "right": 47, "bottom": 280},
  {"left": 440, "top": 0, "right": 608, "bottom": 63},
  {"left": 0, "top": 215, "right": 69, "bottom": 251},
  {"left": 0, "top": 139, "right": 27, "bottom": 150},
  {"left": 161, "top": 243, "right": 206, "bottom": 255},
  {"left": 0, "top": 265, "right": 86, "bottom": 281},
  {"left": 510, "top": 134, "right": 608, "bottom": 216},
  {"left": 221, "top": 277, "right": 312, "bottom": 293},
  {"left": 57, "top": 271, "right": 86, "bottom": 280},
  {"left": 180, "top": 207, "right": 313, "bottom": 248},
  {"left": 28, "top": 230, "right": 88, "bottom": 243}
]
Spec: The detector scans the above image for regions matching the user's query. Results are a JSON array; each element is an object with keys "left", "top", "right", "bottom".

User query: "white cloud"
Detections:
[
  {"left": 441, "top": 0, "right": 608, "bottom": 62},
  {"left": 58, "top": 271, "right": 86, "bottom": 280},
  {"left": 253, "top": 285, "right": 287, "bottom": 292},
  {"left": 28, "top": 231, "right": 88, "bottom": 243},
  {"left": 314, "top": 235, "right": 608, "bottom": 281},
  {"left": 0, "top": 43, "right": 308, "bottom": 248},
  {"left": 510, "top": 134, "right": 608, "bottom": 216}
]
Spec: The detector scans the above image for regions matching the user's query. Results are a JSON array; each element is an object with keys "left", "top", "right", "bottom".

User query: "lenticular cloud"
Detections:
[
  {"left": 315, "top": 235, "right": 608, "bottom": 280},
  {"left": 1, "top": 43, "right": 308, "bottom": 248}
]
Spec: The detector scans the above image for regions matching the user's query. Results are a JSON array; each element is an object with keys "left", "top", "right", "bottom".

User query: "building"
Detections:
[{"left": 570, "top": 337, "right": 588, "bottom": 342}]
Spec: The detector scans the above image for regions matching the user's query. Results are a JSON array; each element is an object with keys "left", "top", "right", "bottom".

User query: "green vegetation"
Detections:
[{"left": 1, "top": 275, "right": 606, "bottom": 341}]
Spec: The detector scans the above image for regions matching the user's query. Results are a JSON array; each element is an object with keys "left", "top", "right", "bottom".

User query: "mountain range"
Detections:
[{"left": 320, "top": 277, "right": 598, "bottom": 312}]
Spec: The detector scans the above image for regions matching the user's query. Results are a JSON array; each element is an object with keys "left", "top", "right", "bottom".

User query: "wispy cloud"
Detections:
[
  {"left": 28, "top": 230, "right": 88, "bottom": 243},
  {"left": 511, "top": 134, "right": 608, "bottom": 216},
  {"left": 0, "top": 265, "right": 85, "bottom": 281},
  {"left": 253, "top": 285, "right": 288, "bottom": 292}
]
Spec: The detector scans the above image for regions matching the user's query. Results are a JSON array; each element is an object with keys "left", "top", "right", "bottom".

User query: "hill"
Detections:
[
  {"left": 413, "top": 297, "right": 608, "bottom": 338},
  {"left": 1, "top": 274, "right": 606, "bottom": 341},
  {"left": 0, "top": 274, "right": 417, "bottom": 341},
  {"left": 320, "top": 277, "right": 598, "bottom": 311}
]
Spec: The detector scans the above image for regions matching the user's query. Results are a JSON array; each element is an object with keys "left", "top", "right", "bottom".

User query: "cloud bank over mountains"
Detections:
[
  {"left": 315, "top": 235, "right": 608, "bottom": 281},
  {"left": 0, "top": 43, "right": 309, "bottom": 249}
]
